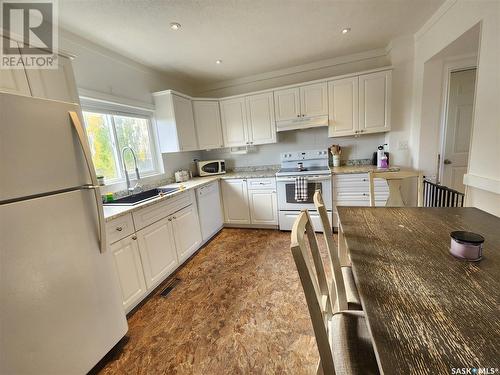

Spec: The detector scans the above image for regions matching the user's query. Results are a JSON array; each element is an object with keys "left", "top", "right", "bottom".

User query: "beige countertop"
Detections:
[
  {"left": 331, "top": 165, "right": 401, "bottom": 175},
  {"left": 103, "top": 176, "right": 219, "bottom": 221},
  {"left": 103, "top": 171, "right": 277, "bottom": 221}
]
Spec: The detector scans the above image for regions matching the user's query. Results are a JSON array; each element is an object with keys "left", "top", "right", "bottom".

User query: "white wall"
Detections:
[
  {"left": 60, "top": 29, "right": 200, "bottom": 187},
  {"left": 196, "top": 50, "right": 392, "bottom": 168},
  {"left": 384, "top": 35, "right": 416, "bottom": 169},
  {"left": 194, "top": 50, "right": 390, "bottom": 97},
  {"left": 202, "top": 127, "right": 384, "bottom": 169},
  {"left": 411, "top": 0, "right": 500, "bottom": 216}
]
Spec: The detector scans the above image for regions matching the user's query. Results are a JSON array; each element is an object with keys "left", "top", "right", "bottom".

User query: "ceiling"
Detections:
[{"left": 59, "top": 0, "right": 444, "bottom": 86}]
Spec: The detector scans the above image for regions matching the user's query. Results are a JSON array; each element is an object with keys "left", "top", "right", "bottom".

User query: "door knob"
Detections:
[{"left": 444, "top": 159, "right": 452, "bottom": 165}]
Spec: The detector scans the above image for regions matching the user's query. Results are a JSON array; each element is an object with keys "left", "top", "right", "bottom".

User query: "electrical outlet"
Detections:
[{"left": 398, "top": 140, "right": 409, "bottom": 150}]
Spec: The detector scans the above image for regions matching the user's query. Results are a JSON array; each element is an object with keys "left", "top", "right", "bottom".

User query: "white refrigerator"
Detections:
[{"left": 0, "top": 93, "right": 128, "bottom": 374}]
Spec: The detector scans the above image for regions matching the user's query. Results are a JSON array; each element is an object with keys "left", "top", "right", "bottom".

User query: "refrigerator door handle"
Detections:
[{"left": 69, "top": 111, "right": 107, "bottom": 253}]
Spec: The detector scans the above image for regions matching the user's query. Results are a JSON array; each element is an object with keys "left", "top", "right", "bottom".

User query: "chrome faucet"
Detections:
[{"left": 122, "top": 146, "right": 142, "bottom": 194}]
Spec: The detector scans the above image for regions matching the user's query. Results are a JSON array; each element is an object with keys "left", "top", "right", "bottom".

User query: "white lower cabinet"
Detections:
[
  {"left": 110, "top": 234, "right": 147, "bottom": 312},
  {"left": 172, "top": 204, "right": 202, "bottom": 264},
  {"left": 221, "top": 179, "right": 251, "bottom": 224},
  {"left": 136, "top": 216, "right": 179, "bottom": 290},
  {"left": 248, "top": 189, "right": 278, "bottom": 225},
  {"left": 222, "top": 178, "right": 278, "bottom": 227},
  {"left": 332, "top": 173, "right": 389, "bottom": 227}
]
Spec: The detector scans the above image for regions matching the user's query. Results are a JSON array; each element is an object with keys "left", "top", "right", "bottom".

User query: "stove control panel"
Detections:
[{"left": 280, "top": 149, "right": 328, "bottom": 162}]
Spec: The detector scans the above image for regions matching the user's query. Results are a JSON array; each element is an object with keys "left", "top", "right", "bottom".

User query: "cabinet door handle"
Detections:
[
  {"left": 116, "top": 226, "right": 123, "bottom": 231},
  {"left": 302, "top": 114, "right": 305, "bottom": 117},
  {"left": 131, "top": 235, "right": 137, "bottom": 240},
  {"left": 296, "top": 114, "right": 300, "bottom": 117},
  {"left": 173, "top": 216, "right": 176, "bottom": 220}
]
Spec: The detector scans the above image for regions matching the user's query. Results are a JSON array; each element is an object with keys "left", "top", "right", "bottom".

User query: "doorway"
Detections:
[{"left": 439, "top": 67, "right": 477, "bottom": 193}]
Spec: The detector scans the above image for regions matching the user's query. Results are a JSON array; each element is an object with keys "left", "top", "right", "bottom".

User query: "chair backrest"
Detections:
[
  {"left": 368, "top": 170, "right": 423, "bottom": 207},
  {"left": 290, "top": 210, "right": 335, "bottom": 375},
  {"left": 313, "top": 190, "right": 348, "bottom": 312}
]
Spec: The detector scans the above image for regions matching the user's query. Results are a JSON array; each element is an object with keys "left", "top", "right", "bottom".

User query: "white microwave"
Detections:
[{"left": 197, "top": 160, "right": 226, "bottom": 176}]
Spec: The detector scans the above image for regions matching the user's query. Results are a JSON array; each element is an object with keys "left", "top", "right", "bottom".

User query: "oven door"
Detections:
[{"left": 276, "top": 175, "right": 332, "bottom": 211}]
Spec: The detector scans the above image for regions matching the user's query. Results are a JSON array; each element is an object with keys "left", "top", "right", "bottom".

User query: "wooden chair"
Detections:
[
  {"left": 368, "top": 170, "right": 423, "bottom": 207},
  {"left": 290, "top": 210, "right": 379, "bottom": 375},
  {"left": 313, "top": 190, "right": 361, "bottom": 311}
]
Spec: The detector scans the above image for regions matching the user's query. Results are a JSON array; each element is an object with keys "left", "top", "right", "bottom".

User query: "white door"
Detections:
[
  {"left": 248, "top": 190, "right": 278, "bottom": 225},
  {"left": 221, "top": 179, "right": 251, "bottom": 224},
  {"left": 300, "top": 82, "right": 328, "bottom": 118},
  {"left": 110, "top": 234, "right": 147, "bottom": 312},
  {"left": 193, "top": 100, "right": 224, "bottom": 150},
  {"left": 220, "top": 97, "right": 248, "bottom": 147},
  {"left": 172, "top": 204, "right": 202, "bottom": 264},
  {"left": 274, "top": 87, "right": 300, "bottom": 121},
  {"left": 442, "top": 69, "right": 476, "bottom": 193},
  {"left": 328, "top": 77, "right": 359, "bottom": 137},
  {"left": 0, "top": 38, "right": 31, "bottom": 96},
  {"left": 245, "top": 92, "right": 276, "bottom": 145},
  {"left": 172, "top": 94, "right": 198, "bottom": 151},
  {"left": 358, "top": 70, "right": 391, "bottom": 134},
  {"left": 25, "top": 54, "right": 80, "bottom": 103},
  {"left": 137, "top": 217, "right": 178, "bottom": 289}
]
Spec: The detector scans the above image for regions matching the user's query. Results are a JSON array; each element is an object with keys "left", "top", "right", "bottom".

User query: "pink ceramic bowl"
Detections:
[{"left": 450, "top": 231, "right": 484, "bottom": 261}]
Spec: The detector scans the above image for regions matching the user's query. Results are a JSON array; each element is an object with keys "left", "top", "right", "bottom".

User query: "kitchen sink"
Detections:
[{"left": 104, "top": 187, "right": 179, "bottom": 206}]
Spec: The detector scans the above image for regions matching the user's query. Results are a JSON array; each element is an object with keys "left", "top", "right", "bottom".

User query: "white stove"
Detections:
[
  {"left": 275, "top": 150, "right": 331, "bottom": 177},
  {"left": 275, "top": 150, "right": 332, "bottom": 231}
]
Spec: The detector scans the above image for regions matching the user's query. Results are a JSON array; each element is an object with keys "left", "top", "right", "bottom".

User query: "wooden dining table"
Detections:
[{"left": 336, "top": 207, "right": 500, "bottom": 375}]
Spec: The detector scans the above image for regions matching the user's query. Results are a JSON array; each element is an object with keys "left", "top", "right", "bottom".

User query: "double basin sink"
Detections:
[{"left": 103, "top": 187, "right": 180, "bottom": 206}]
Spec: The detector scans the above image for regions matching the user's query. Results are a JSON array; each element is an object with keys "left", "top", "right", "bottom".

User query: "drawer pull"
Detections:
[
  {"left": 116, "top": 226, "right": 123, "bottom": 231},
  {"left": 131, "top": 235, "right": 137, "bottom": 240}
]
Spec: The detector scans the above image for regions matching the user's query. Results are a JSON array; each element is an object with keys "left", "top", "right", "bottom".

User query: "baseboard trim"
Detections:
[{"left": 223, "top": 223, "right": 279, "bottom": 230}]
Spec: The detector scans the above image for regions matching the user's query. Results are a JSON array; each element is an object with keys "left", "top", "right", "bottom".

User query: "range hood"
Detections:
[{"left": 276, "top": 115, "right": 328, "bottom": 132}]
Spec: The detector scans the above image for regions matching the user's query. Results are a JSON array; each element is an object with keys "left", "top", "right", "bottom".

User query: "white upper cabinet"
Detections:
[
  {"left": 193, "top": 100, "right": 224, "bottom": 150},
  {"left": 273, "top": 87, "right": 300, "bottom": 121},
  {"left": 245, "top": 92, "right": 276, "bottom": 145},
  {"left": 0, "top": 38, "right": 31, "bottom": 96},
  {"left": 328, "top": 70, "right": 391, "bottom": 137},
  {"left": 358, "top": 70, "right": 391, "bottom": 134},
  {"left": 154, "top": 92, "right": 198, "bottom": 152},
  {"left": 328, "top": 77, "right": 359, "bottom": 137},
  {"left": 220, "top": 97, "right": 248, "bottom": 147},
  {"left": 274, "top": 82, "right": 328, "bottom": 131},
  {"left": 220, "top": 93, "right": 276, "bottom": 147},
  {"left": 299, "top": 82, "right": 328, "bottom": 118},
  {"left": 25, "top": 54, "right": 80, "bottom": 103}
]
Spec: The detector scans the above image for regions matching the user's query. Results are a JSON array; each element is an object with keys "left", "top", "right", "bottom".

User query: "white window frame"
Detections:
[{"left": 80, "top": 97, "right": 164, "bottom": 186}]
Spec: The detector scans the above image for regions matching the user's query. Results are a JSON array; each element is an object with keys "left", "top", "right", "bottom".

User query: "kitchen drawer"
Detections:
[
  {"left": 247, "top": 177, "right": 276, "bottom": 190},
  {"left": 107, "top": 213, "right": 135, "bottom": 244},
  {"left": 133, "top": 190, "right": 193, "bottom": 230}
]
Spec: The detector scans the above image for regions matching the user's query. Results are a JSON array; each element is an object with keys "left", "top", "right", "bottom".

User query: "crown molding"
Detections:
[
  {"left": 194, "top": 48, "right": 388, "bottom": 94},
  {"left": 414, "top": 0, "right": 458, "bottom": 42}
]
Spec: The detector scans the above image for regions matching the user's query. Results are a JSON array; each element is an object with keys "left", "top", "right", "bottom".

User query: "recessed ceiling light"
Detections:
[
  {"left": 170, "top": 22, "right": 181, "bottom": 31},
  {"left": 215, "top": 59, "right": 222, "bottom": 64},
  {"left": 341, "top": 27, "right": 351, "bottom": 34}
]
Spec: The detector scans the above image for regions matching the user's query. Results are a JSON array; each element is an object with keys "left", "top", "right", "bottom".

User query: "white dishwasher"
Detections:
[{"left": 196, "top": 181, "right": 224, "bottom": 242}]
